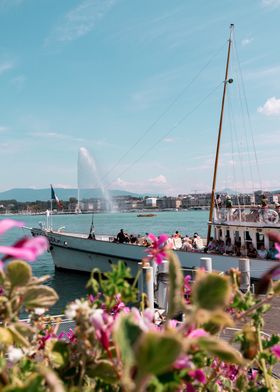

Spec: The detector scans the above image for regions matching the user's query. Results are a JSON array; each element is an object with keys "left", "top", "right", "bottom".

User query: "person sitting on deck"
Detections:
[
  {"left": 267, "top": 243, "right": 279, "bottom": 260},
  {"left": 225, "top": 237, "right": 233, "bottom": 255},
  {"left": 206, "top": 237, "right": 217, "bottom": 253},
  {"left": 116, "top": 229, "right": 129, "bottom": 244},
  {"left": 217, "top": 240, "right": 225, "bottom": 255},
  {"left": 173, "top": 230, "right": 182, "bottom": 238},
  {"left": 192, "top": 233, "right": 204, "bottom": 251},
  {"left": 247, "top": 243, "right": 257, "bottom": 258},
  {"left": 182, "top": 235, "right": 193, "bottom": 251},
  {"left": 257, "top": 245, "right": 268, "bottom": 259},
  {"left": 275, "top": 202, "right": 280, "bottom": 218}
]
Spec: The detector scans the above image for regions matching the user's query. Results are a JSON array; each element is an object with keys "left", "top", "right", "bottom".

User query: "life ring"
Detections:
[{"left": 263, "top": 209, "right": 279, "bottom": 224}]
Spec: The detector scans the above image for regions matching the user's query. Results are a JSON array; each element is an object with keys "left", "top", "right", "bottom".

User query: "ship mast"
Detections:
[{"left": 207, "top": 24, "right": 234, "bottom": 244}]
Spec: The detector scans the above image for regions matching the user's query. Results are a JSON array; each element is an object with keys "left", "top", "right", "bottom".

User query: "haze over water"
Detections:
[{"left": 0, "top": 210, "right": 208, "bottom": 314}]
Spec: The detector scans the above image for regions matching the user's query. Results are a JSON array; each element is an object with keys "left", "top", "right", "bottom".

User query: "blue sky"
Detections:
[{"left": 0, "top": 0, "right": 280, "bottom": 196}]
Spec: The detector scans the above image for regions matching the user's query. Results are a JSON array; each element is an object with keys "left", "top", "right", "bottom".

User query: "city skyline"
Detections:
[{"left": 0, "top": 0, "right": 280, "bottom": 194}]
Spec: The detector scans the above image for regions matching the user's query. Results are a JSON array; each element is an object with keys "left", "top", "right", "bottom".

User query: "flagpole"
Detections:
[{"left": 50, "top": 199, "right": 53, "bottom": 230}]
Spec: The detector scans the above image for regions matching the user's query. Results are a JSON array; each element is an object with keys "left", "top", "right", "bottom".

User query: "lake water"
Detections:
[{"left": 0, "top": 210, "right": 208, "bottom": 314}]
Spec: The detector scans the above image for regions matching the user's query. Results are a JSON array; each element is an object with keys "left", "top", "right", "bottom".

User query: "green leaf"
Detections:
[
  {"left": 113, "top": 313, "right": 143, "bottom": 367},
  {"left": 13, "top": 322, "right": 35, "bottom": 339},
  {"left": 6, "top": 260, "right": 32, "bottom": 288},
  {"left": 135, "top": 331, "right": 182, "bottom": 376},
  {"left": 201, "top": 310, "right": 234, "bottom": 334},
  {"left": 37, "top": 366, "right": 65, "bottom": 392},
  {"left": 3, "top": 374, "right": 44, "bottom": 392},
  {"left": 0, "top": 327, "right": 13, "bottom": 346},
  {"left": 86, "top": 360, "right": 119, "bottom": 384},
  {"left": 23, "top": 285, "right": 58, "bottom": 308},
  {"left": 45, "top": 340, "right": 70, "bottom": 369},
  {"left": 272, "top": 280, "right": 280, "bottom": 295},
  {"left": 197, "top": 336, "right": 244, "bottom": 364},
  {"left": 192, "top": 272, "right": 231, "bottom": 310},
  {"left": 167, "top": 251, "right": 186, "bottom": 318},
  {"left": 7, "top": 325, "right": 30, "bottom": 347}
]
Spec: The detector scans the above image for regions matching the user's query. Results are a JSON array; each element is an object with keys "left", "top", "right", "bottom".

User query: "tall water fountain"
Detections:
[{"left": 77, "top": 147, "right": 114, "bottom": 212}]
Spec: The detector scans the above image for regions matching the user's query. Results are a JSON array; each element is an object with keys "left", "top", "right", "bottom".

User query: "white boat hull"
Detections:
[{"left": 31, "top": 228, "right": 278, "bottom": 279}]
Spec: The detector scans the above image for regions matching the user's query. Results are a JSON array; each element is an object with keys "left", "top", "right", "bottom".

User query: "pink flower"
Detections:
[
  {"left": 90, "top": 309, "right": 114, "bottom": 350},
  {"left": 271, "top": 344, "right": 280, "bottom": 359},
  {"left": 173, "top": 354, "right": 191, "bottom": 369},
  {"left": 0, "top": 219, "right": 24, "bottom": 235},
  {"left": 0, "top": 236, "right": 49, "bottom": 262},
  {"left": 189, "top": 369, "right": 207, "bottom": 384},
  {"left": 186, "top": 384, "right": 196, "bottom": 392},
  {"left": 275, "top": 243, "right": 280, "bottom": 260},
  {"left": 187, "top": 328, "right": 208, "bottom": 339},
  {"left": 145, "top": 233, "right": 171, "bottom": 265}
]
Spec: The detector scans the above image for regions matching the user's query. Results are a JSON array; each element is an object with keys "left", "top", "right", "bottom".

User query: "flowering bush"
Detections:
[{"left": 0, "top": 220, "right": 280, "bottom": 391}]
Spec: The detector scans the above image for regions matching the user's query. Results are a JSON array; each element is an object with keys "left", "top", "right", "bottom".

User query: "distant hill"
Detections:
[{"left": 0, "top": 188, "right": 144, "bottom": 202}]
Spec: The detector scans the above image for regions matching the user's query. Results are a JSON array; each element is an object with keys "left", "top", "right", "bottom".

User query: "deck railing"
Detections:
[{"left": 213, "top": 207, "right": 280, "bottom": 225}]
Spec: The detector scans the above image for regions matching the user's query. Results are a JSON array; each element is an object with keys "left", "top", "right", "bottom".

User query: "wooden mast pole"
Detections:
[{"left": 207, "top": 24, "right": 234, "bottom": 244}]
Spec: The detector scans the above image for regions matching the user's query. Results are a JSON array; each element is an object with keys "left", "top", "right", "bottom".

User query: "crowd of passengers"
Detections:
[
  {"left": 215, "top": 194, "right": 280, "bottom": 223},
  {"left": 111, "top": 229, "right": 279, "bottom": 260}
]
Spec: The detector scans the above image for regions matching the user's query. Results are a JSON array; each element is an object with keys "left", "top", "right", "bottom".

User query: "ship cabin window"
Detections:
[
  {"left": 244, "top": 231, "right": 252, "bottom": 244},
  {"left": 256, "top": 233, "right": 264, "bottom": 249},
  {"left": 234, "top": 231, "right": 240, "bottom": 244}
]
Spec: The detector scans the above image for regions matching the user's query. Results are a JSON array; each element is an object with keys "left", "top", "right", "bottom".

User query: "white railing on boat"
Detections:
[{"left": 213, "top": 207, "right": 280, "bottom": 225}]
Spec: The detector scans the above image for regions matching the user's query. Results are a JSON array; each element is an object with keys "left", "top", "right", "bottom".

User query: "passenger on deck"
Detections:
[
  {"left": 225, "top": 237, "right": 233, "bottom": 255},
  {"left": 207, "top": 237, "right": 217, "bottom": 253},
  {"left": 261, "top": 194, "right": 268, "bottom": 209},
  {"left": 116, "top": 229, "right": 129, "bottom": 243},
  {"left": 217, "top": 240, "right": 225, "bottom": 255},
  {"left": 225, "top": 195, "right": 233, "bottom": 220},
  {"left": 257, "top": 245, "right": 268, "bottom": 259},
  {"left": 247, "top": 243, "right": 257, "bottom": 258},
  {"left": 275, "top": 203, "right": 280, "bottom": 217},
  {"left": 173, "top": 230, "right": 181, "bottom": 238},
  {"left": 215, "top": 194, "right": 222, "bottom": 209},
  {"left": 267, "top": 244, "right": 279, "bottom": 260},
  {"left": 192, "top": 233, "right": 204, "bottom": 250},
  {"left": 182, "top": 235, "right": 193, "bottom": 251}
]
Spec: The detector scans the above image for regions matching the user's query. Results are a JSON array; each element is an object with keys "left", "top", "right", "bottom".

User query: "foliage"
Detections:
[{"left": 0, "top": 221, "right": 280, "bottom": 391}]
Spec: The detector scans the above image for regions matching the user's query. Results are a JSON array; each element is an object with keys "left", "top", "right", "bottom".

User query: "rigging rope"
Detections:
[
  {"left": 232, "top": 30, "right": 263, "bottom": 192},
  {"left": 97, "top": 42, "right": 227, "bottom": 187},
  {"left": 104, "top": 81, "right": 224, "bottom": 190}
]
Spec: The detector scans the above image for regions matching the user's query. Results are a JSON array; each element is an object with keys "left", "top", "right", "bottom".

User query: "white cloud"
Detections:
[
  {"left": 148, "top": 175, "right": 167, "bottom": 184},
  {"left": 163, "top": 137, "right": 175, "bottom": 143},
  {"left": 46, "top": 0, "right": 116, "bottom": 44},
  {"left": 258, "top": 97, "right": 280, "bottom": 116},
  {"left": 0, "top": 61, "right": 14, "bottom": 75},
  {"left": 241, "top": 37, "right": 253, "bottom": 46},
  {"left": 262, "top": 0, "right": 280, "bottom": 7}
]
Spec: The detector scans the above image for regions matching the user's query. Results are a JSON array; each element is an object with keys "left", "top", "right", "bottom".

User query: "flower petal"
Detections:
[
  {"left": 0, "top": 219, "right": 24, "bottom": 235},
  {"left": 271, "top": 344, "right": 280, "bottom": 359},
  {"left": 0, "top": 236, "right": 48, "bottom": 262},
  {"left": 158, "top": 234, "right": 169, "bottom": 246}
]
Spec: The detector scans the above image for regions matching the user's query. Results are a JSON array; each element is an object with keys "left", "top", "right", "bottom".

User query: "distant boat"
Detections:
[{"left": 137, "top": 213, "right": 157, "bottom": 217}]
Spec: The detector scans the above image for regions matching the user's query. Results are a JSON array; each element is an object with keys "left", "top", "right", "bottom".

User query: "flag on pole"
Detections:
[{"left": 50, "top": 184, "right": 63, "bottom": 208}]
